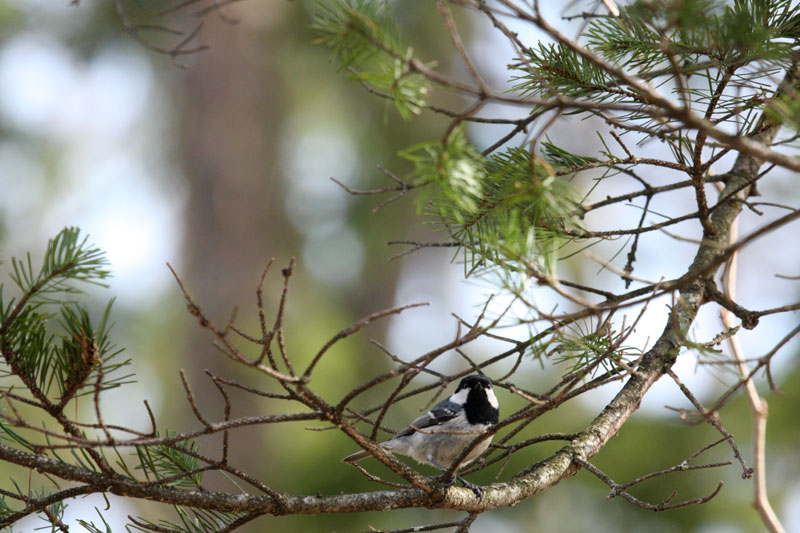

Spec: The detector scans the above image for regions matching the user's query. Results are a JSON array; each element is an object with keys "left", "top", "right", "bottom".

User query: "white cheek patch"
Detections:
[
  {"left": 485, "top": 387, "right": 499, "bottom": 409},
  {"left": 450, "top": 388, "right": 470, "bottom": 405}
]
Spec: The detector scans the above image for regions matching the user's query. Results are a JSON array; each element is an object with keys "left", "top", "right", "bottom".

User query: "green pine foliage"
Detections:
[
  {"left": 539, "top": 140, "right": 599, "bottom": 168},
  {"left": 400, "top": 127, "right": 486, "bottom": 219},
  {"left": 38, "top": 488, "right": 68, "bottom": 527},
  {"left": 0, "top": 228, "right": 228, "bottom": 531},
  {"left": 76, "top": 508, "right": 114, "bottom": 533},
  {"left": 514, "top": 0, "right": 800, "bottom": 134},
  {"left": 314, "top": 0, "right": 800, "bottom": 295},
  {"left": 313, "top": 0, "right": 430, "bottom": 119},
  {"left": 314, "top": 2, "right": 585, "bottom": 284},
  {"left": 314, "top": 0, "right": 800, "bottom": 382},
  {"left": 51, "top": 301, "right": 129, "bottom": 403},
  {"left": 128, "top": 506, "right": 246, "bottom": 533},
  {"left": 313, "top": 0, "right": 395, "bottom": 69},
  {"left": 0, "top": 227, "right": 132, "bottom": 408},
  {"left": 5, "top": 226, "right": 110, "bottom": 301},
  {"left": 130, "top": 435, "right": 248, "bottom": 531},
  {"left": 0, "top": 1, "right": 797, "bottom": 529},
  {"left": 135, "top": 432, "right": 204, "bottom": 489},
  {"left": 551, "top": 320, "right": 641, "bottom": 378},
  {"left": 399, "top": 128, "right": 583, "bottom": 281},
  {"left": 0, "top": 496, "right": 13, "bottom": 523},
  {"left": 587, "top": 0, "right": 798, "bottom": 70},
  {"left": 514, "top": 42, "right": 638, "bottom": 104}
]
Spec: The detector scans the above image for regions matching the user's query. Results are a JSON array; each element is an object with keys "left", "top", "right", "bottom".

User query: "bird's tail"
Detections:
[{"left": 341, "top": 448, "right": 376, "bottom": 463}]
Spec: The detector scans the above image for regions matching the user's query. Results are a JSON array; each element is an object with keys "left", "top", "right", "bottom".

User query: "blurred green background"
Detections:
[{"left": 0, "top": 1, "right": 798, "bottom": 532}]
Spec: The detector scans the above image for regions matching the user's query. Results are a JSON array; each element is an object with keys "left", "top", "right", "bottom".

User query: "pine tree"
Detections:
[{"left": 1, "top": 1, "right": 799, "bottom": 531}]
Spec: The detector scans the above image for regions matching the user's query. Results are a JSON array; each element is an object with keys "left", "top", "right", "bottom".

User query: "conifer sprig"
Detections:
[
  {"left": 128, "top": 506, "right": 247, "bottom": 533},
  {"left": 313, "top": 0, "right": 430, "bottom": 119},
  {"left": 0, "top": 227, "right": 129, "bottom": 410}
]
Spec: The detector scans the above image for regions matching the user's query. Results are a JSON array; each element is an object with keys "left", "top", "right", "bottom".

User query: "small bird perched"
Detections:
[{"left": 342, "top": 374, "right": 499, "bottom": 496}]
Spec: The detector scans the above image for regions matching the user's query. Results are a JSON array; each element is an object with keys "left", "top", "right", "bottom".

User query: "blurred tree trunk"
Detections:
[{"left": 178, "top": 6, "right": 288, "bottom": 478}]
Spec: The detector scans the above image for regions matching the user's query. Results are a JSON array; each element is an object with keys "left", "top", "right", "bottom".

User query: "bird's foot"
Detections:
[
  {"left": 457, "top": 476, "right": 483, "bottom": 500},
  {"left": 434, "top": 473, "right": 456, "bottom": 486},
  {"left": 433, "top": 474, "right": 482, "bottom": 499}
]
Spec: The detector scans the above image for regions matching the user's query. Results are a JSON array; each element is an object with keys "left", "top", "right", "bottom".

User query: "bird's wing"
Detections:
[{"left": 392, "top": 399, "right": 461, "bottom": 439}]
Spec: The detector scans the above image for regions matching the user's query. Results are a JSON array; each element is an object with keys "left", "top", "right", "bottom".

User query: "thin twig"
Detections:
[{"left": 720, "top": 217, "right": 785, "bottom": 533}]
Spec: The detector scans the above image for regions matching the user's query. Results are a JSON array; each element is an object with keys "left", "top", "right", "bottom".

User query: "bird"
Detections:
[{"left": 343, "top": 374, "right": 499, "bottom": 497}]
